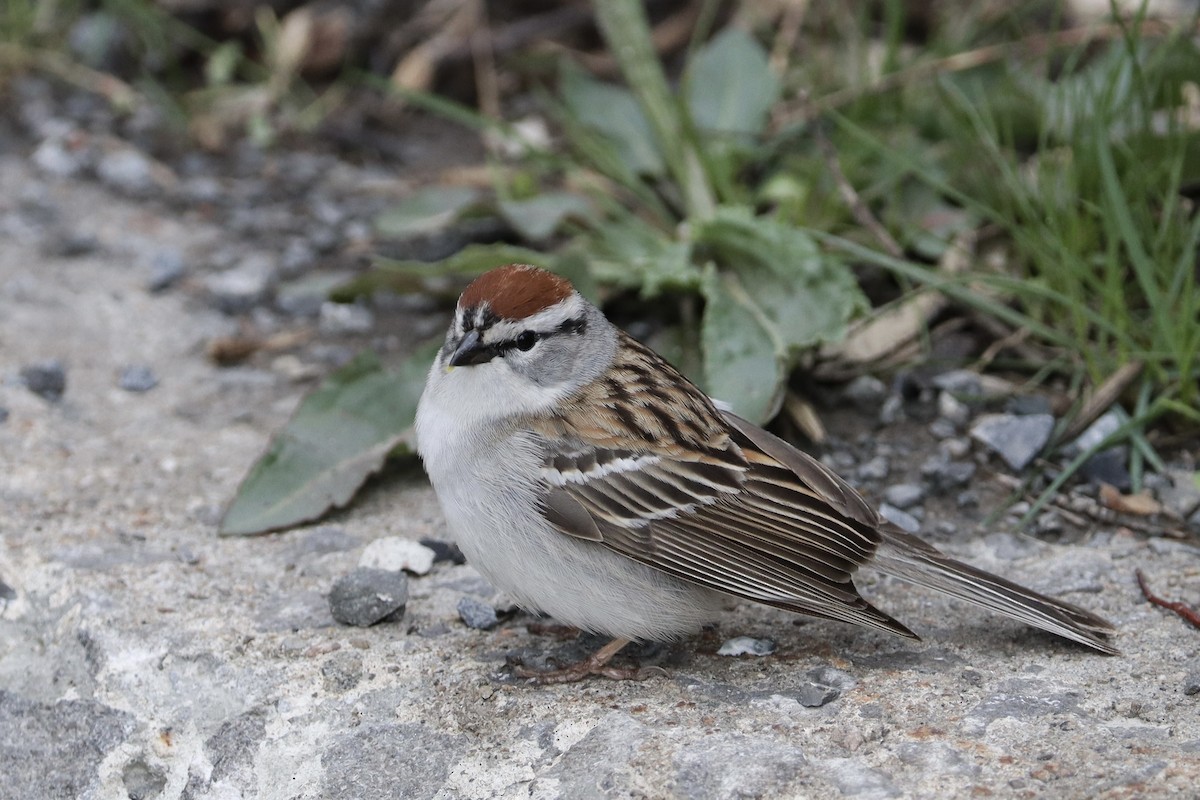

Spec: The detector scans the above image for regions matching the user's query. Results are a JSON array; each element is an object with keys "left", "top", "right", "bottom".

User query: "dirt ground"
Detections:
[{"left": 2, "top": 133, "right": 1199, "bottom": 800}]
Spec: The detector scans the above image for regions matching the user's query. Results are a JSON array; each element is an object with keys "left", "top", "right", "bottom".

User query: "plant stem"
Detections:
[{"left": 591, "top": 0, "right": 716, "bottom": 220}]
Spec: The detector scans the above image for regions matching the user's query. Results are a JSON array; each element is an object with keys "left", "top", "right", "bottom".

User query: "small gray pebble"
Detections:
[
  {"left": 879, "top": 393, "right": 905, "bottom": 425},
  {"left": 318, "top": 301, "right": 374, "bottom": 335},
  {"left": 1080, "top": 448, "right": 1131, "bottom": 491},
  {"left": 931, "top": 370, "right": 983, "bottom": 396},
  {"left": 939, "top": 437, "right": 971, "bottom": 459},
  {"left": 1035, "top": 511, "right": 1064, "bottom": 535},
  {"left": 1184, "top": 671, "right": 1200, "bottom": 696},
  {"left": 96, "top": 147, "right": 157, "bottom": 196},
  {"left": 419, "top": 537, "right": 466, "bottom": 565},
  {"left": 328, "top": 568, "right": 408, "bottom": 627},
  {"left": 857, "top": 456, "right": 890, "bottom": 482},
  {"left": 146, "top": 249, "right": 185, "bottom": 292},
  {"left": 844, "top": 375, "right": 887, "bottom": 410},
  {"left": 1068, "top": 408, "right": 1127, "bottom": 455},
  {"left": 879, "top": 503, "right": 920, "bottom": 533},
  {"left": 937, "top": 391, "right": 971, "bottom": 426},
  {"left": 934, "top": 461, "right": 977, "bottom": 492},
  {"left": 929, "top": 418, "right": 958, "bottom": 440},
  {"left": 117, "top": 364, "right": 158, "bottom": 393},
  {"left": 0, "top": 407, "right": 8, "bottom": 424},
  {"left": 956, "top": 490, "right": 979, "bottom": 508},
  {"left": 0, "top": 578, "right": 15, "bottom": 601},
  {"left": 20, "top": 360, "right": 66, "bottom": 401},
  {"left": 884, "top": 483, "right": 926, "bottom": 509},
  {"left": 204, "top": 254, "right": 276, "bottom": 314},
  {"left": 717, "top": 636, "right": 776, "bottom": 657},
  {"left": 45, "top": 231, "right": 100, "bottom": 258},
  {"left": 797, "top": 683, "right": 840, "bottom": 708},
  {"left": 970, "top": 413, "right": 1055, "bottom": 472},
  {"left": 796, "top": 665, "right": 854, "bottom": 707},
  {"left": 456, "top": 596, "right": 499, "bottom": 630}
]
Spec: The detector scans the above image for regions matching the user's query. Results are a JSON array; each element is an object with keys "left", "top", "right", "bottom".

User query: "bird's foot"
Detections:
[{"left": 507, "top": 637, "right": 667, "bottom": 684}]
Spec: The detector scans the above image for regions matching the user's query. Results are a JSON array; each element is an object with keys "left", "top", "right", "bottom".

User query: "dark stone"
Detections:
[
  {"left": 20, "top": 359, "right": 66, "bottom": 401},
  {"left": 1184, "top": 670, "right": 1200, "bottom": 696},
  {"left": 0, "top": 407, "right": 7, "bottom": 424},
  {"left": 1080, "top": 447, "right": 1131, "bottom": 491},
  {"left": 456, "top": 596, "right": 499, "bottom": 630},
  {"left": 419, "top": 537, "right": 466, "bottom": 565},
  {"left": 0, "top": 691, "right": 135, "bottom": 799},
  {"left": 118, "top": 364, "right": 158, "bottom": 393},
  {"left": 0, "top": 578, "right": 14, "bottom": 601},
  {"left": 328, "top": 568, "right": 408, "bottom": 627}
]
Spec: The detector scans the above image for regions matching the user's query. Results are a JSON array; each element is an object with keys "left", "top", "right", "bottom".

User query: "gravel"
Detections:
[
  {"left": 327, "top": 568, "right": 409, "bottom": 627},
  {"left": 117, "top": 364, "right": 158, "bottom": 393},
  {"left": 456, "top": 596, "right": 500, "bottom": 630},
  {"left": 19, "top": 359, "right": 66, "bottom": 401}
]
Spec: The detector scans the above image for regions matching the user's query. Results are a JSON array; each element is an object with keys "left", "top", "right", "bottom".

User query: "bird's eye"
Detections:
[{"left": 515, "top": 330, "right": 538, "bottom": 351}]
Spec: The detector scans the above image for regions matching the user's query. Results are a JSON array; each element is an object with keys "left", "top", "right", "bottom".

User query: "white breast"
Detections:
[{"left": 415, "top": 365, "right": 724, "bottom": 641}]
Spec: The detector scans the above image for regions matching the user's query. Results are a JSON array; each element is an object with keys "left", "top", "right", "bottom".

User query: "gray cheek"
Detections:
[{"left": 510, "top": 339, "right": 579, "bottom": 387}]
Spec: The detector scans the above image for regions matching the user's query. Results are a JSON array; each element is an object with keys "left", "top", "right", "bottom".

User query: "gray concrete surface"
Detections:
[{"left": 2, "top": 154, "right": 1199, "bottom": 799}]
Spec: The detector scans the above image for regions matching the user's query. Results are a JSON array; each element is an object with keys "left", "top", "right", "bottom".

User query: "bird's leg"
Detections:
[{"left": 511, "top": 637, "right": 666, "bottom": 684}]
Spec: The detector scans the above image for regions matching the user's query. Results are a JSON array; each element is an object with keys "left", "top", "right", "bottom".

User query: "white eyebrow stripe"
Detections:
[{"left": 482, "top": 293, "right": 586, "bottom": 342}]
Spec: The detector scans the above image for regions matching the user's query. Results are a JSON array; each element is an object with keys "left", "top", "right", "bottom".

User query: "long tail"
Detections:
[{"left": 872, "top": 528, "right": 1118, "bottom": 654}]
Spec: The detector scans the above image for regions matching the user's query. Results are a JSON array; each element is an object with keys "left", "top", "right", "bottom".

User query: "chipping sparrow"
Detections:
[{"left": 415, "top": 264, "right": 1116, "bottom": 682}]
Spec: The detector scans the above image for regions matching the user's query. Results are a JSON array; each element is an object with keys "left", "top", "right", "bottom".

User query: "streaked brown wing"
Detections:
[{"left": 533, "top": 380, "right": 915, "bottom": 638}]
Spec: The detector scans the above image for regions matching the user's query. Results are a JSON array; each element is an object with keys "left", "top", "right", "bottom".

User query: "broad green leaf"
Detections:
[
  {"left": 588, "top": 217, "right": 698, "bottom": 296},
  {"left": 701, "top": 266, "right": 785, "bottom": 423},
  {"left": 697, "top": 206, "right": 867, "bottom": 354},
  {"left": 219, "top": 346, "right": 435, "bottom": 536},
  {"left": 375, "top": 186, "right": 482, "bottom": 240},
  {"left": 498, "top": 192, "right": 593, "bottom": 242},
  {"left": 685, "top": 28, "right": 780, "bottom": 138},
  {"left": 560, "top": 65, "right": 665, "bottom": 176}
]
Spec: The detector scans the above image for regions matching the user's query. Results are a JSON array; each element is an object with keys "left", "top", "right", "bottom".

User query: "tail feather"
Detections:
[{"left": 874, "top": 529, "right": 1118, "bottom": 655}]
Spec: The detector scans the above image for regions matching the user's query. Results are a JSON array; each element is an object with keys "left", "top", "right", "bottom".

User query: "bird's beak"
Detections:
[{"left": 447, "top": 329, "right": 495, "bottom": 368}]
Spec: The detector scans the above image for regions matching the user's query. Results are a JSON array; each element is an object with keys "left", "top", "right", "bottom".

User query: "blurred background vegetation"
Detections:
[{"left": 4, "top": 0, "right": 1198, "bottom": 532}]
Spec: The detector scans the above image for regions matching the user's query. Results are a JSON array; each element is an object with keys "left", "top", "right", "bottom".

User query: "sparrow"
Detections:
[{"left": 415, "top": 264, "right": 1117, "bottom": 682}]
